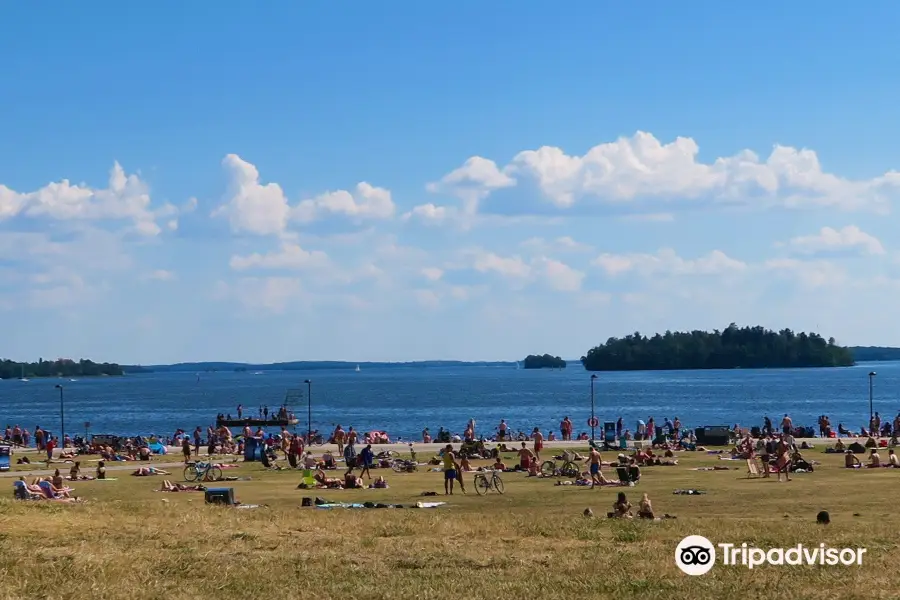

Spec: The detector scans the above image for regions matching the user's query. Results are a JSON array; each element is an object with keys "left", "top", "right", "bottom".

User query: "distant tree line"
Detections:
[
  {"left": 580, "top": 324, "right": 855, "bottom": 371},
  {"left": 523, "top": 354, "right": 567, "bottom": 369},
  {"left": 849, "top": 347, "right": 900, "bottom": 362},
  {"left": 0, "top": 358, "right": 124, "bottom": 379}
]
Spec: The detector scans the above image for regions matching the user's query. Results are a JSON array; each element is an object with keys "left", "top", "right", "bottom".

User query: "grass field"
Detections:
[{"left": 1, "top": 446, "right": 896, "bottom": 600}]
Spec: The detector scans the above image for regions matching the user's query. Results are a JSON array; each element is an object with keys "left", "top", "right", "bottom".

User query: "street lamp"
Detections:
[
  {"left": 304, "top": 379, "right": 312, "bottom": 443},
  {"left": 590, "top": 374, "right": 598, "bottom": 441},
  {"left": 54, "top": 384, "right": 65, "bottom": 447},
  {"left": 868, "top": 371, "right": 877, "bottom": 425}
]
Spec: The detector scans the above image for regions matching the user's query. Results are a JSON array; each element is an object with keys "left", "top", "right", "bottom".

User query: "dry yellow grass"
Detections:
[{"left": 0, "top": 447, "right": 896, "bottom": 600}]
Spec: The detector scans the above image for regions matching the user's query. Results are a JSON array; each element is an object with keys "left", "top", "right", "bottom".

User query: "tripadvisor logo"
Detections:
[{"left": 675, "top": 535, "right": 866, "bottom": 575}]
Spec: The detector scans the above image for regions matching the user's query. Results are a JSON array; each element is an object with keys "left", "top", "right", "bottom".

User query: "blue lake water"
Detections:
[{"left": 0, "top": 362, "right": 897, "bottom": 439}]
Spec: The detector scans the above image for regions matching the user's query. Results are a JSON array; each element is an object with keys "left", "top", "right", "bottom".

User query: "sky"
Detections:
[{"left": 2, "top": 3, "right": 900, "bottom": 364}]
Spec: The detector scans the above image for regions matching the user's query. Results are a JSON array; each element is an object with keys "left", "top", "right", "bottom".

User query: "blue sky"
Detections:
[{"left": 2, "top": 2, "right": 900, "bottom": 363}]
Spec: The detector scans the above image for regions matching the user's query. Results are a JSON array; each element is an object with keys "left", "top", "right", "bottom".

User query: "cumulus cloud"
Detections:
[
  {"left": 784, "top": 225, "right": 885, "bottom": 256},
  {"left": 411, "top": 131, "right": 900, "bottom": 222},
  {"left": 520, "top": 236, "right": 592, "bottom": 254},
  {"left": 212, "top": 154, "right": 394, "bottom": 235},
  {"left": 0, "top": 162, "right": 178, "bottom": 235},
  {"left": 592, "top": 248, "right": 747, "bottom": 277},
  {"left": 230, "top": 242, "right": 330, "bottom": 271},
  {"left": 464, "top": 249, "right": 584, "bottom": 292},
  {"left": 425, "top": 156, "right": 515, "bottom": 214}
]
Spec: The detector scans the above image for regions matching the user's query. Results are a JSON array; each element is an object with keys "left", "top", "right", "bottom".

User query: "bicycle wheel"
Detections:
[
  {"left": 540, "top": 460, "right": 556, "bottom": 477},
  {"left": 474, "top": 474, "right": 490, "bottom": 495},
  {"left": 207, "top": 466, "right": 223, "bottom": 481},
  {"left": 313, "top": 437, "right": 324, "bottom": 446},
  {"left": 561, "top": 461, "right": 580, "bottom": 478},
  {"left": 183, "top": 466, "right": 198, "bottom": 482},
  {"left": 391, "top": 461, "right": 405, "bottom": 473},
  {"left": 492, "top": 474, "right": 504, "bottom": 494}
]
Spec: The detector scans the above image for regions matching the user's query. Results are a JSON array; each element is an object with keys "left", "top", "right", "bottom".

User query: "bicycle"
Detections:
[
  {"left": 473, "top": 469, "right": 504, "bottom": 495},
  {"left": 540, "top": 459, "right": 581, "bottom": 478},
  {"left": 391, "top": 447, "right": 418, "bottom": 473},
  {"left": 183, "top": 461, "right": 222, "bottom": 482}
]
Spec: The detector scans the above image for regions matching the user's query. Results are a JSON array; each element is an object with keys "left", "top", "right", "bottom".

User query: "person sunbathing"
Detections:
[
  {"left": 638, "top": 493, "right": 655, "bottom": 519},
  {"left": 459, "top": 456, "right": 472, "bottom": 472},
  {"left": 133, "top": 466, "right": 170, "bottom": 476},
  {"left": 370, "top": 476, "right": 388, "bottom": 489},
  {"left": 890, "top": 449, "right": 900, "bottom": 468},
  {"left": 314, "top": 468, "right": 343, "bottom": 488},
  {"left": 844, "top": 451, "right": 861, "bottom": 468},
  {"left": 611, "top": 492, "right": 633, "bottom": 518},
  {"left": 68, "top": 462, "right": 81, "bottom": 480},
  {"left": 867, "top": 449, "right": 882, "bottom": 468},
  {"left": 833, "top": 439, "right": 846, "bottom": 452},
  {"left": 19, "top": 477, "right": 45, "bottom": 495},
  {"left": 492, "top": 458, "right": 507, "bottom": 471},
  {"left": 159, "top": 480, "right": 205, "bottom": 492},
  {"left": 344, "top": 473, "right": 362, "bottom": 489},
  {"left": 39, "top": 478, "right": 73, "bottom": 498},
  {"left": 96, "top": 461, "right": 107, "bottom": 480}
]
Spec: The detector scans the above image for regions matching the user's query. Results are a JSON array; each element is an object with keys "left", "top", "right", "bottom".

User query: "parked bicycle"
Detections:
[
  {"left": 473, "top": 469, "right": 504, "bottom": 495},
  {"left": 183, "top": 461, "right": 222, "bottom": 482},
  {"left": 540, "top": 458, "right": 581, "bottom": 478},
  {"left": 391, "top": 446, "right": 418, "bottom": 473}
]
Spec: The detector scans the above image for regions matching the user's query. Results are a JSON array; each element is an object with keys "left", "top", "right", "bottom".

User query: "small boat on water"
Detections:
[
  {"left": 253, "top": 371, "right": 264, "bottom": 375},
  {"left": 19, "top": 365, "right": 28, "bottom": 382},
  {"left": 355, "top": 364, "right": 361, "bottom": 372}
]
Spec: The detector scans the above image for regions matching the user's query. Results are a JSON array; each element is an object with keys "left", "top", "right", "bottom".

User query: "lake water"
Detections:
[{"left": 1, "top": 362, "right": 897, "bottom": 440}]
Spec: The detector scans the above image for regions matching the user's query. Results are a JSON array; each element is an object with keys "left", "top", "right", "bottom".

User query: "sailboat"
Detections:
[
  {"left": 355, "top": 364, "right": 361, "bottom": 372},
  {"left": 19, "top": 365, "right": 28, "bottom": 382},
  {"left": 515, "top": 362, "right": 520, "bottom": 370}
]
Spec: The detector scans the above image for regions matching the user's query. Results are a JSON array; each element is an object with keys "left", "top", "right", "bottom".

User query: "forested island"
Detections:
[
  {"left": 580, "top": 324, "right": 854, "bottom": 371},
  {"left": 522, "top": 354, "right": 567, "bottom": 369},
  {"left": 849, "top": 347, "right": 900, "bottom": 362},
  {"left": 0, "top": 358, "right": 124, "bottom": 379}
]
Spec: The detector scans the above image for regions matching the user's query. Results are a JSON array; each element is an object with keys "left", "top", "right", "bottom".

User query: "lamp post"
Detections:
[
  {"left": 590, "top": 374, "right": 598, "bottom": 441},
  {"left": 868, "top": 371, "right": 876, "bottom": 425},
  {"left": 304, "top": 379, "right": 312, "bottom": 443},
  {"left": 54, "top": 384, "right": 65, "bottom": 447}
]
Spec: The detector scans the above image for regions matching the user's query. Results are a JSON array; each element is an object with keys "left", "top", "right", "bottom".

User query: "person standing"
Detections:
[
  {"left": 343, "top": 443, "right": 357, "bottom": 476},
  {"left": 237, "top": 404, "right": 243, "bottom": 419},
  {"left": 588, "top": 446, "right": 607, "bottom": 488},
  {"left": 45, "top": 436, "right": 56, "bottom": 462},
  {"left": 442, "top": 445, "right": 458, "bottom": 495},
  {"left": 333, "top": 425, "right": 345, "bottom": 454},
  {"left": 193, "top": 427, "right": 202, "bottom": 457},
  {"left": 359, "top": 444, "right": 374, "bottom": 480},
  {"left": 781, "top": 414, "right": 792, "bottom": 436},
  {"left": 498, "top": 420, "right": 508, "bottom": 442},
  {"left": 532, "top": 427, "right": 544, "bottom": 460}
]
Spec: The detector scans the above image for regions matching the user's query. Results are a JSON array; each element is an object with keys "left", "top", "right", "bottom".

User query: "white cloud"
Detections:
[
  {"left": 426, "top": 131, "right": 900, "bottom": 214},
  {"left": 763, "top": 258, "right": 847, "bottom": 288},
  {"left": 425, "top": 156, "right": 515, "bottom": 214},
  {"left": 618, "top": 212, "right": 675, "bottom": 223},
  {"left": 230, "top": 242, "right": 330, "bottom": 271},
  {"left": 401, "top": 203, "right": 453, "bottom": 225},
  {"left": 592, "top": 248, "right": 747, "bottom": 277},
  {"left": 784, "top": 225, "right": 885, "bottom": 256},
  {"left": 294, "top": 182, "right": 395, "bottom": 223},
  {"left": 213, "top": 155, "right": 394, "bottom": 235},
  {"left": 520, "top": 236, "right": 592, "bottom": 254},
  {"left": 465, "top": 250, "right": 584, "bottom": 292},
  {"left": 535, "top": 256, "right": 584, "bottom": 291},
  {"left": 0, "top": 162, "right": 177, "bottom": 235},
  {"left": 143, "top": 269, "right": 175, "bottom": 281},
  {"left": 213, "top": 154, "right": 291, "bottom": 236},
  {"left": 421, "top": 267, "right": 444, "bottom": 281}
]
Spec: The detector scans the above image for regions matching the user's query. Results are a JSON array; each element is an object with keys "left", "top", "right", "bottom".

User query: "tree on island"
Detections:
[
  {"left": 0, "top": 358, "right": 124, "bottom": 379},
  {"left": 523, "top": 354, "right": 567, "bottom": 369},
  {"left": 580, "top": 324, "right": 854, "bottom": 371}
]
